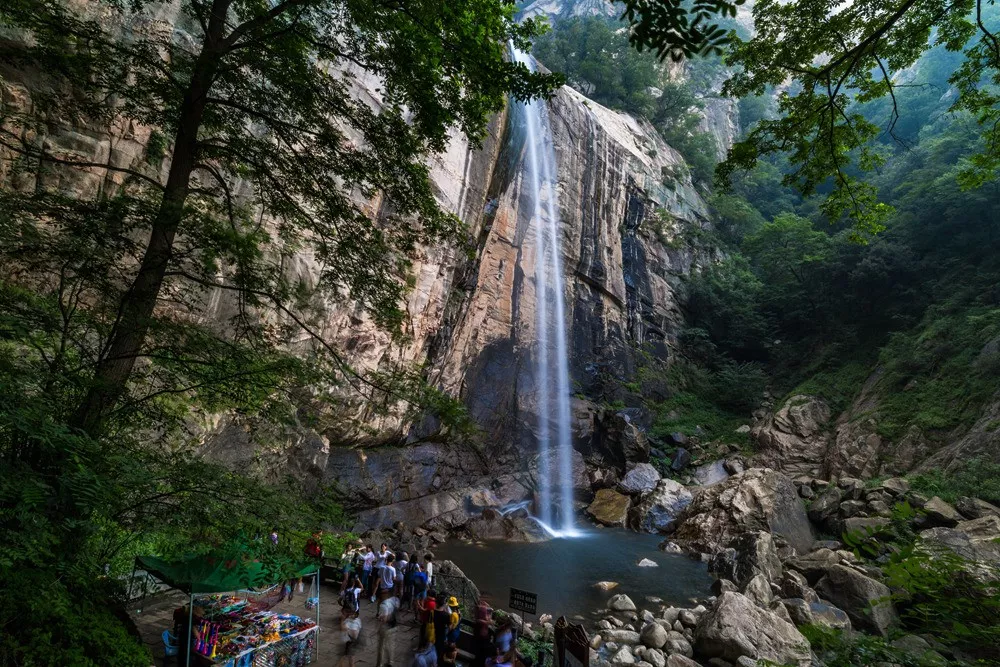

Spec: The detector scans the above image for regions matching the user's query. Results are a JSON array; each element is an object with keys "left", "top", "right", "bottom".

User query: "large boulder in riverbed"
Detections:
[
  {"left": 629, "top": 479, "right": 693, "bottom": 533},
  {"left": 464, "top": 511, "right": 550, "bottom": 542},
  {"left": 708, "top": 531, "right": 782, "bottom": 588},
  {"left": 588, "top": 489, "right": 632, "bottom": 527},
  {"left": 814, "top": 564, "right": 897, "bottom": 636},
  {"left": 693, "top": 592, "right": 811, "bottom": 666},
  {"left": 673, "top": 468, "right": 814, "bottom": 554},
  {"left": 619, "top": 463, "right": 661, "bottom": 495}
]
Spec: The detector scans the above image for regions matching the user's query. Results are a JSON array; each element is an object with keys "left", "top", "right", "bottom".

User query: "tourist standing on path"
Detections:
[
  {"left": 423, "top": 554, "right": 434, "bottom": 589},
  {"left": 494, "top": 618, "right": 513, "bottom": 657},
  {"left": 411, "top": 637, "right": 438, "bottom": 667},
  {"left": 395, "top": 552, "right": 409, "bottom": 599},
  {"left": 372, "top": 543, "right": 394, "bottom": 603},
  {"left": 375, "top": 594, "right": 400, "bottom": 667},
  {"left": 362, "top": 545, "right": 376, "bottom": 598},
  {"left": 473, "top": 598, "right": 493, "bottom": 667},
  {"left": 378, "top": 554, "right": 397, "bottom": 607},
  {"left": 445, "top": 596, "right": 462, "bottom": 645},
  {"left": 337, "top": 606, "right": 362, "bottom": 667},
  {"left": 419, "top": 588, "right": 436, "bottom": 647},
  {"left": 342, "top": 574, "right": 363, "bottom": 615},
  {"left": 433, "top": 593, "right": 449, "bottom": 661},
  {"left": 411, "top": 564, "right": 428, "bottom": 620},
  {"left": 441, "top": 643, "right": 458, "bottom": 667}
]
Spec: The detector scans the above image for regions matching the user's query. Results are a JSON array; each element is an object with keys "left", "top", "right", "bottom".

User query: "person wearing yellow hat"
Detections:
[{"left": 446, "top": 597, "right": 462, "bottom": 644}]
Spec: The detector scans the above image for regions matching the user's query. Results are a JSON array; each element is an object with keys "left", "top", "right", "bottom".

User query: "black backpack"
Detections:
[{"left": 343, "top": 587, "right": 359, "bottom": 611}]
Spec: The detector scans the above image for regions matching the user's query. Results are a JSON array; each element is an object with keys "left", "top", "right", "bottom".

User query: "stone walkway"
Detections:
[{"left": 130, "top": 582, "right": 422, "bottom": 667}]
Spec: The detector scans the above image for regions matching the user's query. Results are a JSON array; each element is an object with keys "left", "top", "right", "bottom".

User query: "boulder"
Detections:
[
  {"left": 693, "top": 592, "right": 811, "bottom": 666},
  {"left": 673, "top": 468, "right": 814, "bottom": 554},
  {"left": 808, "top": 601, "right": 852, "bottom": 631},
  {"left": 637, "top": 558, "right": 658, "bottom": 568},
  {"left": 785, "top": 548, "right": 841, "bottom": 585},
  {"left": 604, "top": 630, "right": 641, "bottom": 645},
  {"left": 838, "top": 477, "right": 865, "bottom": 500},
  {"left": 677, "top": 609, "right": 700, "bottom": 628},
  {"left": 464, "top": 512, "right": 549, "bottom": 542},
  {"left": 711, "top": 579, "right": 738, "bottom": 596},
  {"left": 630, "top": 479, "right": 694, "bottom": 533},
  {"left": 807, "top": 487, "right": 843, "bottom": 524},
  {"left": 608, "top": 594, "right": 638, "bottom": 612},
  {"left": 919, "top": 516, "right": 1000, "bottom": 566},
  {"left": 954, "top": 496, "right": 1000, "bottom": 520},
  {"left": 814, "top": 564, "right": 896, "bottom": 636},
  {"left": 639, "top": 623, "right": 668, "bottom": 649},
  {"left": 590, "top": 467, "right": 621, "bottom": 490},
  {"left": 665, "top": 656, "right": 700, "bottom": 667},
  {"left": 779, "top": 570, "right": 818, "bottom": 603},
  {"left": 644, "top": 649, "right": 665, "bottom": 667},
  {"left": 611, "top": 646, "right": 636, "bottom": 665},
  {"left": 708, "top": 531, "right": 782, "bottom": 588},
  {"left": 842, "top": 516, "right": 890, "bottom": 535},
  {"left": 691, "top": 460, "right": 728, "bottom": 486},
  {"left": 751, "top": 395, "right": 830, "bottom": 478},
  {"left": 879, "top": 477, "right": 910, "bottom": 496},
  {"left": 780, "top": 598, "right": 812, "bottom": 626},
  {"left": 595, "top": 581, "right": 620, "bottom": 591},
  {"left": 620, "top": 463, "right": 662, "bottom": 495},
  {"left": 664, "top": 637, "right": 693, "bottom": 658},
  {"left": 741, "top": 574, "right": 773, "bottom": 607},
  {"left": 598, "top": 412, "right": 650, "bottom": 468},
  {"left": 670, "top": 448, "right": 691, "bottom": 472},
  {"left": 588, "top": 489, "right": 632, "bottom": 527},
  {"left": 923, "top": 496, "right": 963, "bottom": 527}
]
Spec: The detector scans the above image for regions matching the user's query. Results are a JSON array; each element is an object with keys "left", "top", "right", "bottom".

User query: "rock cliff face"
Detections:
[
  {"left": 1, "top": 19, "right": 717, "bottom": 525},
  {"left": 321, "top": 84, "right": 716, "bottom": 519}
]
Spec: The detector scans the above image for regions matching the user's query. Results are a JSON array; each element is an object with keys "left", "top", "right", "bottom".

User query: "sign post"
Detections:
[
  {"left": 508, "top": 587, "right": 538, "bottom": 656},
  {"left": 555, "top": 616, "right": 590, "bottom": 667}
]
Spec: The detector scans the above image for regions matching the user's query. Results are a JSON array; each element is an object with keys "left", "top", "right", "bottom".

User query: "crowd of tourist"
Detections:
[{"left": 333, "top": 542, "right": 522, "bottom": 667}]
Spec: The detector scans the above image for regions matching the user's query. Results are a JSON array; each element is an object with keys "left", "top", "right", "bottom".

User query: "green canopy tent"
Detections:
[{"left": 134, "top": 552, "right": 321, "bottom": 663}]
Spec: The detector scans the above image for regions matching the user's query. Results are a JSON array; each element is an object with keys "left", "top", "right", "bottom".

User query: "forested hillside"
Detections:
[{"left": 533, "top": 11, "right": 1000, "bottom": 477}]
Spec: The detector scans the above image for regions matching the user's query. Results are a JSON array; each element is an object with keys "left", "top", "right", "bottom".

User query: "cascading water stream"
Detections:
[{"left": 510, "top": 45, "right": 579, "bottom": 538}]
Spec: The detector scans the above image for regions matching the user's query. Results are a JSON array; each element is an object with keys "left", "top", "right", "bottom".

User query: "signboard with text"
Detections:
[{"left": 508, "top": 587, "right": 537, "bottom": 615}]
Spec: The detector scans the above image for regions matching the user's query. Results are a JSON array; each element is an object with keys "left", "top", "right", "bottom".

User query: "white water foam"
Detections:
[{"left": 510, "top": 45, "right": 579, "bottom": 538}]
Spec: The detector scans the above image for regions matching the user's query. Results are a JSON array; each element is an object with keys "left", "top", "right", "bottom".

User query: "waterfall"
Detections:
[{"left": 511, "top": 45, "right": 579, "bottom": 538}]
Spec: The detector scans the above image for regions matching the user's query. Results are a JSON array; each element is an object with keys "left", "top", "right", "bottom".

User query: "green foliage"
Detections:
[
  {"left": 532, "top": 16, "right": 661, "bottom": 116},
  {"left": 625, "top": 0, "right": 1000, "bottom": 232},
  {"left": 800, "top": 624, "right": 920, "bottom": 667},
  {"left": 909, "top": 459, "right": 1000, "bottom": 506},
  {"left": 883, "top": 539, "right": 1000, "bottom": 660},
  {"left": 874, "top": 306, "right": 1000, "bottom": 440}
]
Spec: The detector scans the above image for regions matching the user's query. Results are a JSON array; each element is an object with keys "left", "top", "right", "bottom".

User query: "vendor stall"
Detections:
[{"left": 135, "top": 553, "right": 321, "bottom": 667}]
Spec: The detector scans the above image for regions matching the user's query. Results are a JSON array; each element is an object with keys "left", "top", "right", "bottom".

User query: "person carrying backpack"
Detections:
[{"left": 342, "top": 574, "right": 363, "bottom": 614}]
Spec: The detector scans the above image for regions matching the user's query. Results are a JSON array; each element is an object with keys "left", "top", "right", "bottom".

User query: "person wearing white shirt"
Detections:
[{"left": 376, "top": 594, "right": 399, "bottom": 667}]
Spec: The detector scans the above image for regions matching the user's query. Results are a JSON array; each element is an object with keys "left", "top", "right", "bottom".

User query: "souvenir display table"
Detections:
[
  {"left": 192, "top": 595, "right": 317, "bottom": 666},
  {"left": 132, "top": 553, "right": 321, "bottom": 667}
]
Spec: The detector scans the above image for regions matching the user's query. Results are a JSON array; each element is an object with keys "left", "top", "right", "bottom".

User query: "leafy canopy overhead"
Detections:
[{"left": 622, "top": 0, "right": 1000, "bottom": 238}]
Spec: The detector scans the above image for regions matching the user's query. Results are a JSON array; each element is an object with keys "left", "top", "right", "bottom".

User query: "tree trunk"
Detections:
[{"left": 70, "top": 4, "right": 230, "bottom": 436}]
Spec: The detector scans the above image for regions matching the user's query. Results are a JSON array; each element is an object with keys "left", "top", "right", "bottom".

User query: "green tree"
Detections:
[
  {"left": 743, "top": 213, "right": 835, "bottom": 336},
  {"left": 623, "top": 0, "right": 1000, "bottom": 236},
  {"left": 532, "top": 16, "right": 659, "bottom": 115},
  {"left": 1, "top": 0, "right": 555, "bottom": 437}
]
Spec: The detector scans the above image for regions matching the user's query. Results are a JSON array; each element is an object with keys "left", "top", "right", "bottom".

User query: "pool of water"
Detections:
[{"left": 435, "top": 529, "right": 713, "bottom": 623}]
